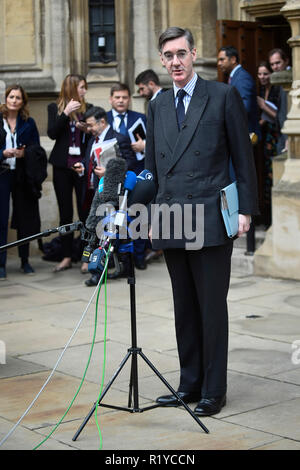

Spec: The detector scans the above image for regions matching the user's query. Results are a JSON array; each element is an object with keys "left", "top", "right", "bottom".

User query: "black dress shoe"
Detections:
[
  {"left": 156, "top": 391, "right": 201, "bottom": 407},
  {"left": 85, "top": 274, "right": 100, "bottom": 286},
  {"left": 194, "top": 395, "right": 226, "bottom": 416},
  {"left": 134, "top": 258, "right": 147, "bottom": 270}
]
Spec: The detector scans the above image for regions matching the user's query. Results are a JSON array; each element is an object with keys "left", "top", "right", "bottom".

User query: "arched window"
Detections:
[{"left": 89, "top": 0, "right": 116, "bottom": 63}]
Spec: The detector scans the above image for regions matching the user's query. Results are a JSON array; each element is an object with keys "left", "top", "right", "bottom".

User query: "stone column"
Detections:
[{"left": 254, "top": 0, "right": 300, "bottom": 280}]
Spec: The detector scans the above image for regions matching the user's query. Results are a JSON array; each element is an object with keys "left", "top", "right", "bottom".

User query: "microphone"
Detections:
[
  {"left": 127, "top": 178, "right": 156, "bottom": 207},
  {"left": 114, "top": 170, "right": 137, "bottom": 227},
  {"left": 137, "top": 169, "right": 154, "bottom": 181},
  {"left": 85, "top": 158, "right": 127, "bottom": 232},
  {"left": 127, "top": 169, "right": 156, "bottom": 207}
]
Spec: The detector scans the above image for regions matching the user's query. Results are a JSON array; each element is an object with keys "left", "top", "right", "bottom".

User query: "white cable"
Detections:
[{"left": 0, "top": 259, "right": 109, "bottom": 448}]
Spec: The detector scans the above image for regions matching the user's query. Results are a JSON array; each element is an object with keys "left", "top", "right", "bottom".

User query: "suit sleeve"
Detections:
[
  {"left": 225, "top": 86, "right": 259, "bottom": 215},
  {"left": 47, "top": 103, "right": 69, "bottom": 140},
  {"left": 145, "top": 100, "right": 158, "bottom": 192}
]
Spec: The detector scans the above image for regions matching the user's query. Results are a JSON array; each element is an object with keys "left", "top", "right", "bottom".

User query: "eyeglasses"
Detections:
[{"left": 162, "top": 50, "right": 191, "bottom": 62}]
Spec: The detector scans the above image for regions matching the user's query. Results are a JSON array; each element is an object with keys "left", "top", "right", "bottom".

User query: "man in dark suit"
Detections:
[
  {"left": 218, "top": 46, "right": 260, "bottom": 254},
  {"left": 135, "top": 69, "right": 165, "bottom": 101},
  {"left": 145, "top": 27, "right": 258, "bottom": 416},
  {"left": 73, "top": 105, "right": 136, "bottom": 286},
  {"left": 107, "top": 83, "right": 148, "bottom": 269},
  {"left": 107, "top": 83, "right": 147, "bottom": 176},
  {"left": 217, "top": 46, "right": 260, "bottom": 139}
]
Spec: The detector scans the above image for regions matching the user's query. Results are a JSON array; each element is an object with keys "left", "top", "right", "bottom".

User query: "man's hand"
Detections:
[
  {"left": 238, "top": 214, "right": 251, "bottom": 237},
  {"left": 94, "top": 165, "right": 106, "bottom": 179},
  {"left": 131, "top": 133, "right": 145, "bottom": 153}
]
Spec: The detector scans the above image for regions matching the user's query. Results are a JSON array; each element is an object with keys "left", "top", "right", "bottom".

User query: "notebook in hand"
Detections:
[{"left": 220, "top": 181, "right": 239, "bottom": 238}]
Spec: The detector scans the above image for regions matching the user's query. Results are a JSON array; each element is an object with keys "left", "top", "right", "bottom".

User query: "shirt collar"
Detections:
[
  {"left": 230, "top": 64, "right": 242, "bottom": 78},
  {"left": 173, "top": 72, "right": 198, "bottom": 98},
  {"left": 112, "top": 108, "right": 127, "bottom": 118}
]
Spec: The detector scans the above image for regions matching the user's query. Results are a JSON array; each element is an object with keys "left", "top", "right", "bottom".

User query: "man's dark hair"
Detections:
[
  {"left": 83, "top": 106, "right": 107, "bottom": 122},
  {"left": 219, "top": 45, "right": 239, "bottom": 64},
  {"left": 110, "top": 83, "right": 131, "bottom": 96},
  {"left": 268, "top": 48, "right": 288, "bottom": 62},
  {"left": 158, "top": 27, "right": 194, "bottom": 52},
  {"left": 135, "top": 69, "right": 160, "bottom": 86}
]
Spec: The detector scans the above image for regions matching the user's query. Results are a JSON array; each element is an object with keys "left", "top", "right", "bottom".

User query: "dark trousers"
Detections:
[
  {"left": 53, "top": 167, "right": 85, "bottom": 259},
  {"left": 163, "top": 241, "right": 233, "bottom": 398},
  {"left": 0, "top": 170, "right": 29, "bottom": 266}
]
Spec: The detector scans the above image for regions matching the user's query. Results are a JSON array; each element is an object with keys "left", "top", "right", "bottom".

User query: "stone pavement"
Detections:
[{"left": 0, "top": 247, "right": 300, "bottom": 451}]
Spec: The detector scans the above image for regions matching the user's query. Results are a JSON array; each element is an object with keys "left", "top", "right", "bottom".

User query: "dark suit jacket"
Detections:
[
  {"left": 47, "top": 102, "right": 92, "bottom": 168},
  {"left": 230, "top": 66, "right": 260, "bottom": 137},
  {"left": 107, "top": 109, "right": 147, "bottom": 174},
  {"left": 145, "top": 76, "right": 259, "bottom": 249},
  {"left": 0, "top": 113, "right": 40, "bottom": 162}
]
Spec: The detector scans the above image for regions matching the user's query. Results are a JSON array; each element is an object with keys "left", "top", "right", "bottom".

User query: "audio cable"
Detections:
[{"left": 0, "top": 249, "right": 111, "bottom": 449}]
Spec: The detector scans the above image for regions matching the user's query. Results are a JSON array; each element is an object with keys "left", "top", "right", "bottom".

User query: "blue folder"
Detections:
[{"left": 220, "top": 181, "right": 239, "bottom": 238}]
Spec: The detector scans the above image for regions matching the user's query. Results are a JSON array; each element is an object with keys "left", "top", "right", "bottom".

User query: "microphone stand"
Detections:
[
  {"left": 0, "top": 222, "right": 86, "bottom": 253},
  {"left": 72, "top": 238, "right": 209, "bottom": 442}
]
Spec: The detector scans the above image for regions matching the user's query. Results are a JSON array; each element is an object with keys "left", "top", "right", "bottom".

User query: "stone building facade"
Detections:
[{"left": 1, "top": 0, "right": 299, "bottom": 280}]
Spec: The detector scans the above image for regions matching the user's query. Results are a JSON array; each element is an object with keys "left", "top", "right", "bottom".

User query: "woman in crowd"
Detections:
[
  {"left": 257, "top": 61, "right": 281, "bottom": 228},
  {"left": 47, "top": 74, "right": 92, "bottom": 272},
  {"left": 0, "top": 85, "right": 42, "bottom": 279}
]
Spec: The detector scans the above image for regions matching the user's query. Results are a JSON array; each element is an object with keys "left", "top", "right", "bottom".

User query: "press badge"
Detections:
[{"left": 69, "top": 146, "right": 81, "bottom": 155}]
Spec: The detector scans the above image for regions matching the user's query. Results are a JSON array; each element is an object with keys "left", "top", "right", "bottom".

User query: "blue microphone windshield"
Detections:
[
  {"left": 137, "top": 169, "right": 154, "bottom": 181},
  {"left": 124, "top": 171, "right": 137, "bottom": 191}
]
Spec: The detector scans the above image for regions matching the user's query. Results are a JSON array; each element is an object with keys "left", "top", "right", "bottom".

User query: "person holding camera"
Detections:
[
  {"left": 0, "top": 85, "right": 43, "bottom": 279},
  {"left": 47, "top": 74, "right": 92, "bottom": 273}
]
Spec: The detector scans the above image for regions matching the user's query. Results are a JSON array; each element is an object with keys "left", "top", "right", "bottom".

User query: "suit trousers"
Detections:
[{"left": 163, "top": 241, "right": 233, "bottom": 398}]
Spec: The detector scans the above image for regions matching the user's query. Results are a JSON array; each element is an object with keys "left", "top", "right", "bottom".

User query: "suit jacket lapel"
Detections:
[{"left": 165, "top": 76, "right": 208, "bottom": 174}]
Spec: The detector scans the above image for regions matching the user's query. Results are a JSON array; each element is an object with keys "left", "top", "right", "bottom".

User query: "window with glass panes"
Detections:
[{"left": 89, "top": 0, "right": 116, "bottom": 63}]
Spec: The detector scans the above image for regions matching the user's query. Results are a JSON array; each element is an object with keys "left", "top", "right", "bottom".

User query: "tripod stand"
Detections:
[{"left": 72, "top": 249, "right": 209, "bottom": 442}]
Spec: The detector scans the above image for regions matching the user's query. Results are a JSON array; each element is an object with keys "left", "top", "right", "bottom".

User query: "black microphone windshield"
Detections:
[
  {"left": 85, "top": 157, "right": 127, "bottom": 231},
  {"left": 128, "top": 179, "right": 156, "bottom": 207},
  {"left": 102, "top": 158, "right": 127, "bottom": 204}
]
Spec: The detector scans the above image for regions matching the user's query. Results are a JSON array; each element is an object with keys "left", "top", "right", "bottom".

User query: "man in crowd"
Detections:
[
  {"left": 268, "top": 48, "right": 290, "bottom": 153},
  {"left": 135, "top": 69, "right": 164, "bottom": 101}
]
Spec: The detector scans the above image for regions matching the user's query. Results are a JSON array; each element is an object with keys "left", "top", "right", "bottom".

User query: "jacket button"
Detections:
[
  {"left": 166, "top": 195, "right": 171, "bottom": 200},
  {"left": 161, "top": 152, "right": 165, "bottom": 158},
  {"left": 187, "top": 194, "right": 193, "bottom": 199},
  {"left": 187, "top": 173, "right": 193, "bottom": 177},
  {"left": 194, "top": 151, "right": 200, "bottom": 155},
  {"left": 167, "top": 173, "right": 172, "bottom": 178}
]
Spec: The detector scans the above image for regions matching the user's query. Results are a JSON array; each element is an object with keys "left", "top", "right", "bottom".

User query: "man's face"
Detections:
[
  {"left": 109, "top": 90, "right": 130, "bottom": 113},
  {"left": 217, "top": 51, "right": 236, "bottom": 74},
  {"left": 85, "top": 116, "right": 106, "bottom": 137},
  {"left": 137, "top": 82, "right": 153, "bottom": 100},
  {"left": 269, "top": 52, "right": 288, "bottom": 72},
  {"left": 160, "top": 36, "right": 196, "bottom": 87}
]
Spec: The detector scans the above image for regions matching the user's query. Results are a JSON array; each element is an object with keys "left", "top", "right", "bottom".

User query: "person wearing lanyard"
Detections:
[
  {"left": 47, "top": 74, "right": 92, "bottom": 273},
  {"left": 0, "top": 85, "right": 40, "bottom": 279}
]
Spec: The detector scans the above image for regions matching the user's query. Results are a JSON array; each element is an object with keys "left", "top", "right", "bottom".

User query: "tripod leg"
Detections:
[
  {"left": 72, "top": 350, "right": 132, "bottom": 441},
  {"left": 138, "top": 350, "right": 209, "bottom": 434}
]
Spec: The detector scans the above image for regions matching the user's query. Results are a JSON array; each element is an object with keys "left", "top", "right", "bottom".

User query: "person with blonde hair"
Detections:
[
  {"left": 0, "top": 84, "right": 44, "bottom": 279},
  {"left": 47, "top": 74, "right": 92, "bottom": 272}
]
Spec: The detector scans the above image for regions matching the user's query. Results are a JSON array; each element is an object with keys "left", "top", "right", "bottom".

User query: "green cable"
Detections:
[
  {"left": 33, "top": 250, "right": 110, "bottom": 450},
  {"left": 94, "top": 263, "right": 109, "bottom": 450}
]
